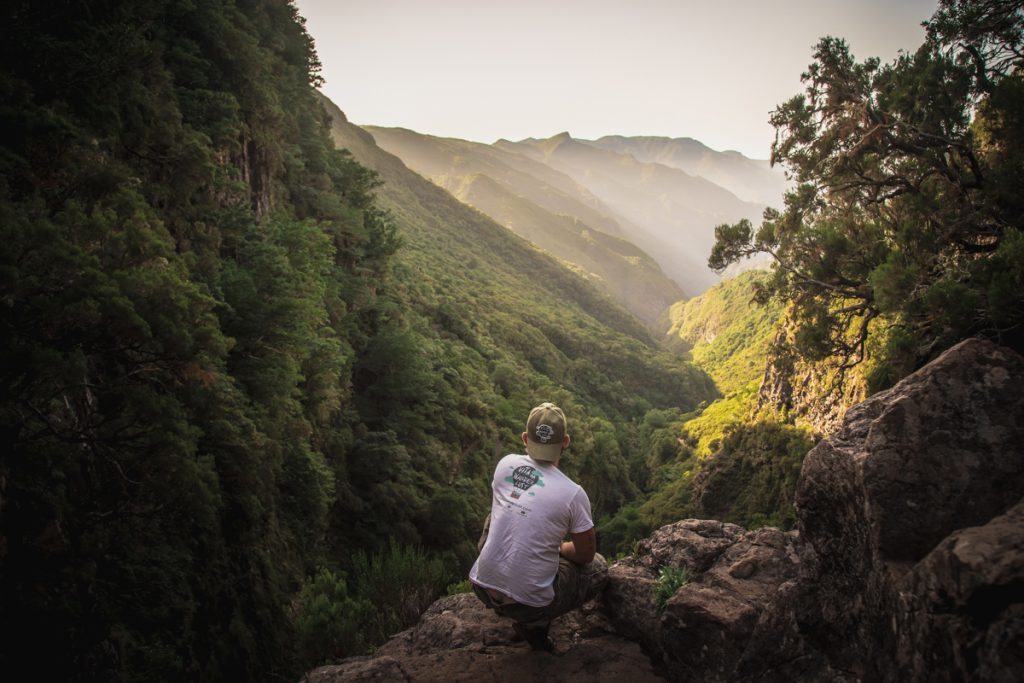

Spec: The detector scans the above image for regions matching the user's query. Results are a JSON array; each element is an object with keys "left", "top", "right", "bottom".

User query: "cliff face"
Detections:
[
  {"left": 305, "top": 338, "right": 1024, "bottom": 682},
  {"left": 754, "top": 314, "right": 869, "bottom": 436},
  {"left": 791, "top": 337, "right": 1024, "bottom": 681}
]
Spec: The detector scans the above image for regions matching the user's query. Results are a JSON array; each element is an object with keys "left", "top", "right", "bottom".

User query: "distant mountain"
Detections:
[
  {"left": 319, "top": 95, "right": 717, "bottom": 421},
  {"left": 365, "top": 126, "right": 625, "bottom": 238},
  {"left": 583, "top": 136, "right": 789, "bottom": 206},
  {"left": 364, "top": 126, "right": 684, "bottom": 326},
  {"left": 497, "top": 133, "right": 765, "bottom": 295}
]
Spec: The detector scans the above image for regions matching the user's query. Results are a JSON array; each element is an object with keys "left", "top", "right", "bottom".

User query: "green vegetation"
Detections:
[
  {"left": 692, "top": 422, "right": 815, "bottom": 530},
  {"left": 668, "top": 270, "right": 783, "bottom": 395},
  {"left": 0, "top": 1, "right": 717, "bottom": 679},
  {"left": 599, "top": 269, "right": 812, "bottom": 556},
  {"left": 296, "top": 542, "right": 448, "bottom": 662},
  {"left": 5, "top": 1, "right": 1018, "bottom": 679},
  {"left": 654, "top": 565, "right": 690, "bottom": 611},
  {"left": 710, "top": 0, "right": 1024, "bottom": 388}
]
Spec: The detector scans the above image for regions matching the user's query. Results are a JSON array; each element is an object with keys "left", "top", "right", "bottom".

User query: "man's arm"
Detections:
[{"left": 560, "top": 527, "right": 596, "bottom": 565}]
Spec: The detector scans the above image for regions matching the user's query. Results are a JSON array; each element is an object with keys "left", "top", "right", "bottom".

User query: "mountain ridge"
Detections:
[
  {"left": 364, "top": 124, "right": 690, "bottom": 324},
  {"left": 497, "top": 132, "right": 764, "bottom": 295}
]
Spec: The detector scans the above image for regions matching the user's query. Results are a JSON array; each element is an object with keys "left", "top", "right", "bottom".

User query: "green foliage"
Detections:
[
  {"left": 295, "top": 542, "right": 448, "bottom": 668},
  {"left": 446, "top": 579, "right": 474, "bottom": 595},
  {"left": 654, "top": 565, "right": 690, "bottom": 611},
  {"left": 678, "top": 381, "right": 760, "bottom": 458},
  {"left": 347, "top": 542, "right": 449, "bottom": 649},
  {"left": 295, "top": 568, "right": 372, "bottom": 664},
  {"left": 709, "top": 3, "right": 1024, "bottom": 385},
  {"left": 0, "top": 1, "right": 721, "bottom": 680},
  {"left": 668, "top": 270, "right": 783, "bottom": 396},
  {"left": 695, "top": 421, "right": 816, "bottom": 530}
]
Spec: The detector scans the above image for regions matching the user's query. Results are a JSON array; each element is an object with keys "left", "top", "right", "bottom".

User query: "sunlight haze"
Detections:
[{"left": 295, "top": 0, "right": 939, "bottom": 159}]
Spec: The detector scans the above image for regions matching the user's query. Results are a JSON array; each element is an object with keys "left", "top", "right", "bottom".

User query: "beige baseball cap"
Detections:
[{"left": 525, "top": 402, "right": 567, "bottom": 462}]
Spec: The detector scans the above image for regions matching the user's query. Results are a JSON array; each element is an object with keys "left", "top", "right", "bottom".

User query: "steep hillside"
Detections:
[
  {"left": 0, "top": 1, "right": 721, "bottom": 677},
  {"left": 321, "top": 93, "right": 719, "bottom": 522},
  {"left": 668, "top": 270, "right": 782, "bottom": 396},
  {"left": 364, "top": 126, "right": 684, "bottom": 325},
  {"left": 597, "top": 271, "right": 809, "bottom": 550},
  {"left": 497, "top": 133, "right": 764, "bottom": 295},
  {"left": 585, "top": 135, "right": 788, "bottom": 206},
  {"left": 366, "top": 126, "right": 625, "bottom": 237}
]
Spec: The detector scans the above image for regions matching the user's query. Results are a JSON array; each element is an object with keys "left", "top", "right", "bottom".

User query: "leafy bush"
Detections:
[
  {"left": 694, "top": 421, "right": 815, "bottom": 529},
  {"left": 295, "top": 541, "right": 449, "bottom": 667},
  {"left": 295, "top": 568, "right": 372, "bottom": 663}
]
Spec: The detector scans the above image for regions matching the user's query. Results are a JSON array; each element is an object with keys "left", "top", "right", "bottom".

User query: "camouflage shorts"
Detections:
[{"left": 471, "top": 514, "right": 608, "bottom": 626}]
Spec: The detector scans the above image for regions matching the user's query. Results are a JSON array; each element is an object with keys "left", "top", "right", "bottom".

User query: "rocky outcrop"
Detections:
[
  {"left": 303, "top": 593, "right": 665, "bottom": 682},
  {"left": 304, "top": 338, "right": 1024, "bottom": 682},
  {"left": 602, "top": 520, "right": 837, "bottom": 681},
  {"left": 793, "top": 337, "right": 1024, "bottom": 681}
]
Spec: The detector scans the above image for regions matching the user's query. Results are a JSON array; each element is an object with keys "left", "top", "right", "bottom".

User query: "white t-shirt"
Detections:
[{"left": 469, "top": 453, "right": 594, "bottom": 607}]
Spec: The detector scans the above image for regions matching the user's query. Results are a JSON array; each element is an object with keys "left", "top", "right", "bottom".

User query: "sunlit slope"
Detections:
[
  {"left": 498, "top": 133, "right": 765, "bottom": 295},
  {"left": 666, "top": 270, "right": 784, "bottom": 458},
  {"left": 585, "top": 135, "right": 788, "bottom": 207},
  {"left": 669, "top": 270, "right": 782, "bottom": 395},
  {"left": 321, "top": 95, "right": 717, "bottom": 416},
  {"left": 363, "top": 126, "right": 684, "bottom": 326},
  {"left": 454, "top": 173, "right": 684, "bottom": 326}
]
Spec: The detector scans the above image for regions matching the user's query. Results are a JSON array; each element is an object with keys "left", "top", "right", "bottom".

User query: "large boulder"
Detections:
[
  {"left": 303, "top": 592, "right": 666, "bottom": 682},
  {"left": 603, "top": 520, "right": 835, "bottom": 681},
  {"left": 794, "top": 338, "right": 1024, "bottom": 680}
]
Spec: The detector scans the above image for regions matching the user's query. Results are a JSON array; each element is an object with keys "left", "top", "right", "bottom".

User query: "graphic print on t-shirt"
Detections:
[{"left": 505, "top": 465, "right": 546, "bottom": 500}]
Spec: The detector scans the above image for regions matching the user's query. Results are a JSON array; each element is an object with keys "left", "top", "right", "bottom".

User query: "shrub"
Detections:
[{"left": 653, "top": 565, "right": 690, "bottom": 611}]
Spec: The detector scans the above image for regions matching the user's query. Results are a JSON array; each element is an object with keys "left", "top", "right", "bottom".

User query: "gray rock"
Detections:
[
  {"left": 895, "top": 499, "right": 1024, "bottom": 682},
  {"left": 303, "top": 592, "right": 666, "bottom": 682},
  {"left": 794, "top": 338, "right": 1024, "bottom": 680},
  {"left": 605, "top": 521, "right": 811, "bottom": 682}
]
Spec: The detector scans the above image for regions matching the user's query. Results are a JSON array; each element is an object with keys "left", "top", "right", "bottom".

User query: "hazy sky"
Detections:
[{"left": 294, "top": 0, "right": 939, "bottom": 159}]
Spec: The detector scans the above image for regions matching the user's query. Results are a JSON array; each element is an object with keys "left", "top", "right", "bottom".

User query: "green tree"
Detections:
[{"left": 709, "top": 0, "right": 1024, "bottom": 387}]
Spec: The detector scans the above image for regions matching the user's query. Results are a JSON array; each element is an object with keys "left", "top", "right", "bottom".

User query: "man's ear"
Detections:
[
  {"left": 521, "top": 431, "right": 529, "bottom": 446},
  {"left": 562, "top": 434, "right": 571, "bottom": 448}
]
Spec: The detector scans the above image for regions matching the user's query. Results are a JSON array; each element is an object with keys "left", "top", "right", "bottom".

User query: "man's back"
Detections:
[{"left": 469, "top": 453, "right": 593, "bottom": 607}]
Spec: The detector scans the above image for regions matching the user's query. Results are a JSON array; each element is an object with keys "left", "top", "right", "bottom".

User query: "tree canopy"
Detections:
[{"left": 710, "top": 0, "right": 1024, "bottom": 389}]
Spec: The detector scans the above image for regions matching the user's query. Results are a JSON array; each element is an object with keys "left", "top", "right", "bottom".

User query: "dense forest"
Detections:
[
  {"left": 0, "top": 0, "right": 713, "bottom": 679},
  {"left": 1, "top": 0, "right": 1021, "bottom": 681}
]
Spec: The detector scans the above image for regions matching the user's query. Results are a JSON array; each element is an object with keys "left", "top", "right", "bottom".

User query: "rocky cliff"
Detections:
[{"left": 304, "top": 338, "right": 1024, "bottom": 682}]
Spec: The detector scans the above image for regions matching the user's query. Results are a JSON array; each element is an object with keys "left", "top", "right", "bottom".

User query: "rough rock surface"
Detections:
[
  {"left": 303, "top": 592, "right": 665, "bottom": 682},
  {"left": 603, "top": 520, "right": 841, "bottom": 682},
  {"left": 304, "top": 338, "right": 1024, "bottom": 682},
  {"left": 794, "top": 338, "right": 1024, "bottom": 681}
]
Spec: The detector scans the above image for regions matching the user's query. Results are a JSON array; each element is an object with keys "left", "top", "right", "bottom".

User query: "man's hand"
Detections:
[{"left": 560, "top": 527, "right": 596, "bottom": 565}]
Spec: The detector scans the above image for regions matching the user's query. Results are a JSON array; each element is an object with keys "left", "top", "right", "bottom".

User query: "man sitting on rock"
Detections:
[{"left": 469, "top": 402, "right": 608, "bottom": 651}]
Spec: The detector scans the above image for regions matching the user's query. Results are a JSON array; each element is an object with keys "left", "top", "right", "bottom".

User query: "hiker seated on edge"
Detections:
[{"left": 469, "top": 402, "right": 608, "bottom": 652}]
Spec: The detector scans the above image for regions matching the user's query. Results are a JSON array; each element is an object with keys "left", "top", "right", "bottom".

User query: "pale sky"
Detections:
[{"left": 294, "top": 0, "right": 939, "bottom": 160}]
